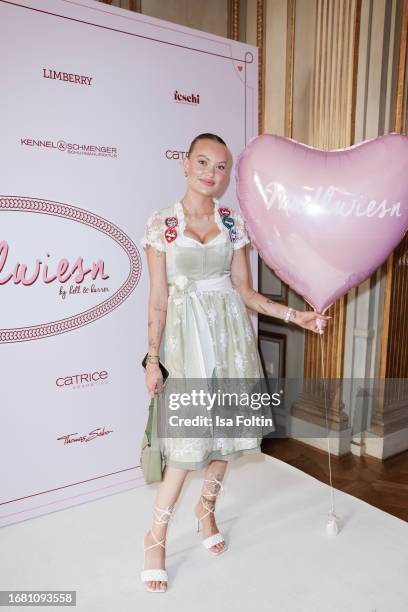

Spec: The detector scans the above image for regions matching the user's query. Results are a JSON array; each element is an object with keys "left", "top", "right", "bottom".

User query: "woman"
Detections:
[{"left": 140, "top": 133, "right": 330, "bottom": 593}]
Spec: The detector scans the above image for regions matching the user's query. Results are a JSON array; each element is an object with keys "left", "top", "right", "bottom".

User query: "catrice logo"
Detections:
[
  {"left": 173, "top": 90, "right": 200, "bottom": 105},
  {"left": 43, "top": 68, "right": 93, "bottom": 86},
  {"left": 57, "top": 427, "right": 113, "bottom": 445},
  {"left": 165, "top": 149, "right": 188, "bottom": 160},
  {"left": 56, "top": 370, "right": 109, "bottom": 389},
  {"left": 20, "top": 138, "right": 118, "bottom": 158}
]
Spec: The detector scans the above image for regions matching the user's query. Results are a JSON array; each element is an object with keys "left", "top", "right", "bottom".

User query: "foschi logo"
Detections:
[
  {"left": 173, "top": 90, "right": 200, "bottom": 105},
  {"left": 56, "top": 370, "right": 108, "bottom": 387},
  {"left": 43, "top": 68, "right": 93, "bottom": 85}
]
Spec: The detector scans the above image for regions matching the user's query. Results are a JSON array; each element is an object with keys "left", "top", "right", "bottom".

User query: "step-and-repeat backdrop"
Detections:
[{"left": 0, "top": 0, "right": 258, "bottom": 527}]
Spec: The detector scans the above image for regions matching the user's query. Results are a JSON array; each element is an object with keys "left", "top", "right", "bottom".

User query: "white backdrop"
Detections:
[{"left": 0, "top": 0, "right": 258, "bottom": 527}]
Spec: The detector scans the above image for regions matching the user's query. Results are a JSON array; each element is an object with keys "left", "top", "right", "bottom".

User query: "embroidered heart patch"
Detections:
[
  {"left": 221, "top": 215, "right": 235, "bottom": 230},
  {"left": 164, "top": 228, "right": 177, "bottom": 243},
  {"left": 218, "top": 207, "right": 231, "bottom": 218},
  {"left": 229, "top": 227, "right": 238, "bottom": 242},
  {"left": 165, "top": 216, "right": 178, "bottom": 229}
]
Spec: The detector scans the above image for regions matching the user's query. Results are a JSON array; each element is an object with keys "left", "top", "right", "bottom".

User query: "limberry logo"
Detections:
[
  {"left": 173, "top": 90, "right": 200, "bottom": 105},
  {"left": 0, "top": 196, "right": 141, "bottom": 344},
  {"left": 42, "top": 68, "right": 93, "bottom": 86},
  {"left": 20, "top": 138, "right": 118, "bottom": 158}
]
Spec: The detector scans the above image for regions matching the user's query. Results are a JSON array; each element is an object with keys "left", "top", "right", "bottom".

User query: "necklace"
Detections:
[{"left": 181, "top": 200, "right": 214, "bottom": 222}]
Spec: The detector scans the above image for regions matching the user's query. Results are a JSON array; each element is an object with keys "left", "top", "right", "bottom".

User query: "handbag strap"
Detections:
[{"left": 145, "top": 393, "right": 158, "bottom": 446}]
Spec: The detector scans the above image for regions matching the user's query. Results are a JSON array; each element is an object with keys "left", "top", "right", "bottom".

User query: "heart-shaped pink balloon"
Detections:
[{"left": 235, "top": 132, "right": 408, "bottom": 313}]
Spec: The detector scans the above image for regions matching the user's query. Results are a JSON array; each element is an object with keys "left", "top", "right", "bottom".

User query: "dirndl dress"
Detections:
[{"left": 140, "top": 199, "right": 276, "bottom": 470}]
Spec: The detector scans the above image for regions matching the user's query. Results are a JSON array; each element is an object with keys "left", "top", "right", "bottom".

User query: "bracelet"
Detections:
[
  {"left": 283, "top": 307, "right": 296, "bottom": 323},
  {"left": 146, "top": 354, "right": 160, "bottom": 362}
]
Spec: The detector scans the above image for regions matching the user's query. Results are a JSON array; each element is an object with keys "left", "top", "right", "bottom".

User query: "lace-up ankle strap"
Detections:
[
  {"left": 152, "top": 504, "right": 175, "bottom": 525},
  {"left": 204, "top": 478, "right": 224, "bottom": 496},
  {"left": 202, "top": 477, "right": 224, "bottom": 498}
]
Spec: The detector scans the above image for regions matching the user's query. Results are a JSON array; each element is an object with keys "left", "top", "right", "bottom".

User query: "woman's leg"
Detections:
[
  {"left": 143, "top": 464, "right": 189, "bottom": 592},
  {"left": 194, "top": 459, "right": 228, "bottom": 553}
]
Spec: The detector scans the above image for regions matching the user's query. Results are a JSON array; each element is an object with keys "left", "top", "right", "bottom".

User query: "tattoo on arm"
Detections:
[
  {"left": 258, "top": 301, "right": 269, "bottom": 314},
  {"left": 153, "top": 305, "right": 167, "bottom": 313},
  {"left": 147, "top": 300, "right": 167, "bottom": 354}
]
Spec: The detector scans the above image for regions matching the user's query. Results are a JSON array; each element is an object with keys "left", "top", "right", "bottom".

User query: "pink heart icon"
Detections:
[
  {"left": 236, "top": 133, "right": 408, "bottom": 313},
  {"left": 237, "top": 65, "right": 243, "bottom": 72}
]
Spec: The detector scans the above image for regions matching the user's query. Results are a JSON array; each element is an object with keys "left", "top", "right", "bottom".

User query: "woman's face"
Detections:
[{"left": 183, "top": 139, "right": 232, "bottom": 199}]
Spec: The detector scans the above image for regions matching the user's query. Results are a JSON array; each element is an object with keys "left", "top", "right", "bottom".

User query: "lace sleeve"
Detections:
[
  {"left": 140, "top": 210, "right": 165, "bottom": 253},
  {"left": 232, "top": 210, "right": 251, "bottom": 250}
]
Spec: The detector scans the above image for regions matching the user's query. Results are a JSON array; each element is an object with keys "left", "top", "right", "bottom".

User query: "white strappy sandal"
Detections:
[
  {"left": 141, "top": 504, "right": 174, "bottom": 592},
  {"left": 196, "top": 477, "right": 228, "bottom": 555}
]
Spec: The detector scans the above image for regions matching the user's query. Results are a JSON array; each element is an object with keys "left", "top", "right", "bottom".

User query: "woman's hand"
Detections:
[
  {"left": 145, "top": 362, "right": 164, "bottom": 398},
  {"left": 294, "top": 310, "right": 331, "bottom": 334}
]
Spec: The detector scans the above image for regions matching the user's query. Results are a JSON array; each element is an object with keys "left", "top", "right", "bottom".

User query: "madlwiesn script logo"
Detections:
[
  {"left": 42, "top": 68, "right": 93, "bottom": 86},
  {"left": 0, "top": 196, "right": 141, "bottom": 344},
  {"left": 56, "top": 369, "right": 109, "bottom": 389},
  {"left": 173, "top": 90, "right": 200, "bottom": 105},
  {"left": 20, "top": 138, "right": 118, "bottom": 158}
]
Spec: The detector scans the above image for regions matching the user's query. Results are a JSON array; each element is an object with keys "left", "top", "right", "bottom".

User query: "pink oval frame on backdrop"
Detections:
[{"left": 0, "top": 196, "right": 141, "bottom": 343}]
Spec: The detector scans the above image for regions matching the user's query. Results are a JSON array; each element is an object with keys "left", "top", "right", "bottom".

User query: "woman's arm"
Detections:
[
  {"left": 145, "top": 244, "right": 168, "bottom": 357},
  {"left": 230, "top": 246, "right": 330, "bottom": 333},
  {"left": 144, "top": 244, "right": 168, "bottom": 396}
]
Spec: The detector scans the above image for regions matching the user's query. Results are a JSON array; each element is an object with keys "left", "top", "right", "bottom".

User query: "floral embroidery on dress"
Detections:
[
  {"left": 244, "top": 325, "right": 252, "bottom": 342},
  {"left": 231, "top": 210, "right": 251, "bottom": 250},
  {"left": 234, "top": 351, "right": 248, "bottom": 372},
  {"left": 140, "top": 210, "right": 165, "bottom": 252},
  {"left": 173, "top": 275, "right": 189, "bottom": 290},
  {"left": 207, "top": 306, "right": 217, "bottom": 326},
  {"left": 229, "top": 301, "right": 241, "bottom": 319},
  {"left": 218, "top": 329, "right": 228, "bottom": 351}
]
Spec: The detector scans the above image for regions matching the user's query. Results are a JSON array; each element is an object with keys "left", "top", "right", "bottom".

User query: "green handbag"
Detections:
[{"left": 140, "top": 392, "right": 164, "bottom": 484}]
